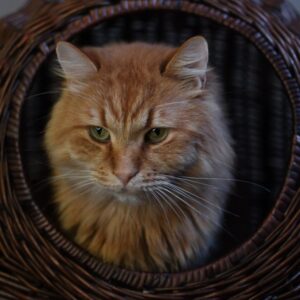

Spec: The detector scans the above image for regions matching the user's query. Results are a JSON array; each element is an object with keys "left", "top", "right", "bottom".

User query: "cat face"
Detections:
[{"left": 45, "top": 37, "right": 231, "bottom": 204}]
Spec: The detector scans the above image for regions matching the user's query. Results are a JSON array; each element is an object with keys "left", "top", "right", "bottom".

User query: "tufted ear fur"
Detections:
[
  {"left": 56, "top": 41, "right": 98, "bottom": 80},
  {"left": 163, "top": 36, "right": 208, "bottom": 88}
]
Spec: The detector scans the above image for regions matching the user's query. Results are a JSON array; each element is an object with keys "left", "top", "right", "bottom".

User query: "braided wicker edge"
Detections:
[{"left": 0, "top": 0, "right": 299, "bottom": 298}]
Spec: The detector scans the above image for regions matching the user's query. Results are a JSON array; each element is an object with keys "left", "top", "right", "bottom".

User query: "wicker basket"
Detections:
[{"left": 0, "top": 0, "right": 299, "bottom": 299}]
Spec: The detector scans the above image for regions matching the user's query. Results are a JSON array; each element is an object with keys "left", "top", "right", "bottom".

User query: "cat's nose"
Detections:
[{"left": 114, "top": 169, "right": 138, "bottom": 186}]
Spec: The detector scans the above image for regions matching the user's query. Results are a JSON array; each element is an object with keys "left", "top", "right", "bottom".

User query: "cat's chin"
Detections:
[
  {"left": 113, "top": 192, "right": 140, "bottom": 204},
  {"left": 97, "top": 185, "right": 143, "bottom": 204}
]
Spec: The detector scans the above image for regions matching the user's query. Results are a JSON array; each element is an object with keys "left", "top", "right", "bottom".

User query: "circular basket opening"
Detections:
[{"left": 16, "top": 8, "right": 294, "bottom": 287}]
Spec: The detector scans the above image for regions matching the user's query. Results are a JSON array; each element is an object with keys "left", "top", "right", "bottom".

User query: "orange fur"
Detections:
[{"left": 45, "top": 37, "right": 234, "bottom": 272}]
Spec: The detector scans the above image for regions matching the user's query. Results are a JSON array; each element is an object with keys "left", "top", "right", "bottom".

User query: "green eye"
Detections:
[
  {"left": 89, "top": 127, "right": 110, "bottom": 142},
  {"left": 145, "top": 128, "right": 169, "bottom": 144}
]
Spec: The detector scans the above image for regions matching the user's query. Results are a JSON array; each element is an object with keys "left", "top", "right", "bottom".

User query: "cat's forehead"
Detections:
[
  {"left": 87, "top": 92, "right": 189, "bottom": 139},
  {"left": 86, "top": 74, "right": 168, "bottom": 127}
]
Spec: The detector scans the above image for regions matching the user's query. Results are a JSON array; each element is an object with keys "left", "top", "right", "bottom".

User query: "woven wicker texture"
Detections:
[{"left": 0, "top": 0, "right": 299, "bottom": 299}]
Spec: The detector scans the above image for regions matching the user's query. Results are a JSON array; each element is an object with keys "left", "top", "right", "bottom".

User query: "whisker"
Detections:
[
  {"left": 27, "top": 90, "right": 62, "bottom": 99},
  {"left": 148, "top": 189, "right": 172, "bottom": 228},
  {"left": 152, "top": 176, "right": 237, "bottom": 216},
  {"left": 165, "top": 184, "right": 221, "bottom": 218},
  {"left": 57, "top": 179, "right": 95, "bottom": 199},
  {"left": 159, "top": 174, "right": 225, "bottom": 192},
  {"left": 160, "top": 186, "right": 236, "bottom": 240},
  {"left": 164, "top": 181, "right": 239, "bottom": 217},
  {"left": 157, "top": 189, "right": 187, "bottom": 221},
  {"left": 32, "top": 171, "right": 92, "bottom": 191},
  {"left": 154, "top": 100, "right": 193, "bottom": 109},
  {"left": 163, "top": 175, "right": 270, "bottom": 192},
  {"left": 160, "top": 187, "right": 206, "bottom": 218},
  {"left": 171, "top": 177, "right": 244, "bottom": 201}
]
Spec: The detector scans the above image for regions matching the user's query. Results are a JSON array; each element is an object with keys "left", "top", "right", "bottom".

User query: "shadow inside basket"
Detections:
[{"left": 20, "top": 10, "right": 293, "bottom": 269}]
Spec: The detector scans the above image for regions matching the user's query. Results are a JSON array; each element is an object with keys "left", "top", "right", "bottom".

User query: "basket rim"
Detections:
[{"left": 4, "top": 0, "right": 300, "bottom": 292}]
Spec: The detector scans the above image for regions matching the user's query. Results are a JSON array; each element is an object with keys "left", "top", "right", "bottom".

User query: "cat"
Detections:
[{"left": 44, "top": 36, "right": 234, "bottom": 272}]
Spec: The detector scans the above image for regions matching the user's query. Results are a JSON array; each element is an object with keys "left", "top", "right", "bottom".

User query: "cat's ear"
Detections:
[
  {"left": 56, "top": 42, "right": 98, "bottom": 79},
  {"left": 163, "top": 36, "right": 208, "bottom": 88}
]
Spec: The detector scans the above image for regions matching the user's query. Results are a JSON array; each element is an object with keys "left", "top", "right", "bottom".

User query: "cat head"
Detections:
[{"left": 45, "top": 37, "right": 233, "bottom": 203}]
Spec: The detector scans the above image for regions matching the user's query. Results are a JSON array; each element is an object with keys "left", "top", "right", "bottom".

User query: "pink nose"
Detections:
[{"left": 114, "top": 170, "right": 138, "bottom": 185}]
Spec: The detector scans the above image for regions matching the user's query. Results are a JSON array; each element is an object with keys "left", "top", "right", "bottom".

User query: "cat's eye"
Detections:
[
  {"left": 89, "top": 127, "right": 110, "bottom": 142},
  {"left": 145, "top": 128, "right": 169, "bottom": 144}
]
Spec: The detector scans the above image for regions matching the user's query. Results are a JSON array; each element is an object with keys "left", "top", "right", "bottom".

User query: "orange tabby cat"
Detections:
[{"left": 45, "top": 36, "right": 234, "bottom": 272}]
